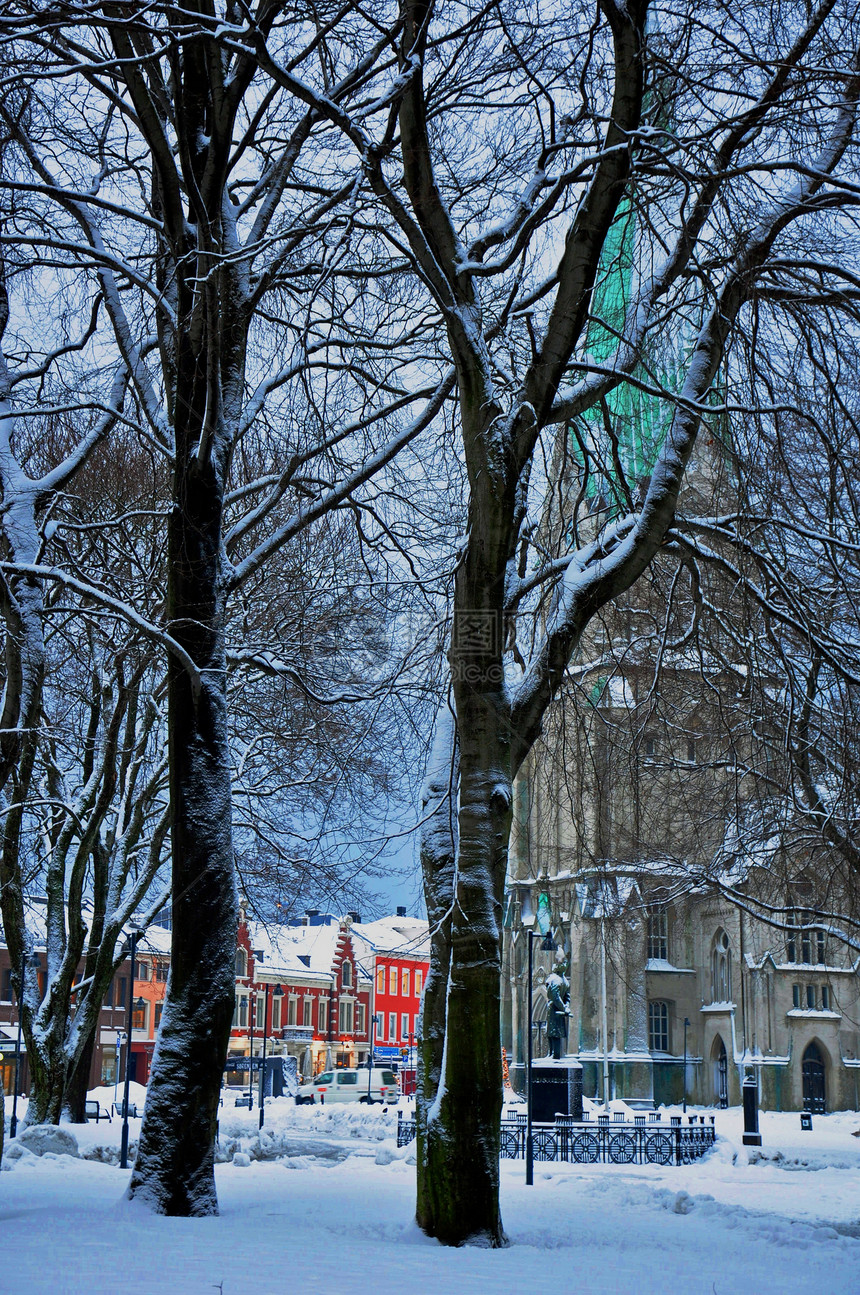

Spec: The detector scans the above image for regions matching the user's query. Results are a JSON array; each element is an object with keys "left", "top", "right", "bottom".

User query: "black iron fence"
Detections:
[{"left": 396, "top": 1111, "right": 717, "bottom": 1166}]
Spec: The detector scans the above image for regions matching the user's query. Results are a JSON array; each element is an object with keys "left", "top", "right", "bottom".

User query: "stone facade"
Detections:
[{"left": 501, "top": 608, "right": 860, "bottom": 1113}]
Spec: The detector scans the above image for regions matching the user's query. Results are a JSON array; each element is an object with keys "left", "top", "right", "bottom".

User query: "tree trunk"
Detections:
[
  {"left": 127, "top": 390, "right": 236, "bottom": 1214},
  {"left": 417, "top": 600, "right": 513, "bottom": 1244},
  {"left": 64, "top": 1030, "right": 97, "bottom": 1124},
  {"left": 24, "top": 1026, "right": 68, "bottom": 1127},
  {"left": 416, "top": 707, "right": 457, "bottom": 1229}
]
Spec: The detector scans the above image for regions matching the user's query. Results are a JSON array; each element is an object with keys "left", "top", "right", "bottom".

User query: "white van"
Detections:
[{"left": 295, "top": 1067, "right": 398, "bottom": 1105}]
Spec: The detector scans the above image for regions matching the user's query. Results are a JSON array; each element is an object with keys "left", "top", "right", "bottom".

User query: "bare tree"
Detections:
[
  {"left": 0, "top": 1, "right": 446, "bottom": 1213},
  {"left": 268, "top": 0, "right": 860, "bottom": 1244}
]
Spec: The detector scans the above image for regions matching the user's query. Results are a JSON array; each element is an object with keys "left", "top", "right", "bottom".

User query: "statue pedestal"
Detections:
[{"left": 531, "top": 1059, "right": 583, "bottom": 1123}]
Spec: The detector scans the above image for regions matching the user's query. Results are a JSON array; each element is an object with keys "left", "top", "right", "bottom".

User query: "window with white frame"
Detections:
[
  {"left": 342, "top": 960, "right": 352, "bottom": 987},
  {"left": 388, "top": 1011, "right": 396, "bottom": 1041},
  {"left": 356, "top": 1003, "right": 366, "bottom": 1035},
  {"left": 272, "top": 996, "right": 282, "bottom": 1030},
  {"left": 339, "top": 1000, "right": 354, "bottom": 1033},
  {"left": 401, "top": 1013, "right": 409, "bottom": 1040},
  {"left": 376, "top": 966, "right": 384, "bottom": 994},
  {"left": 288, "top": 997, "right": 298, "bottom": 1026},
  {"left": 648, "top": 1000, "right": 669, "bottom": 1052},
  {"left": 234, "top": 993, "right": 248, "bottom": 1028},
  {"left": 389, "top": 966, "right": 398, "bottom": 995},
  {"left": 415, "top": 969, "right": 423, "bottom": 997},
  {"left": 235, "top": 949, "right": 247, "bottom": 977},
  {"left": 647, "top": 909, "right": 668, "bottom": 961},
  {"left": 318, "top": 998, "right": 327, "bottom": 1033},
  {"left": 254, "top": 995, "right": 264, "bottom": 1030},
  {"left": 302, "top": 997, "right": 312, "bottom": 1027},
  {"left": 401, "top": 968, "right": 410, "bottom": 997}
]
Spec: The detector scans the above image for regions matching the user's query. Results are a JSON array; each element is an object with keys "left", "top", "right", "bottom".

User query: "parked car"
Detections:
[{"left": 295, "top": 1067, "right": 398, "bottom": 1105}]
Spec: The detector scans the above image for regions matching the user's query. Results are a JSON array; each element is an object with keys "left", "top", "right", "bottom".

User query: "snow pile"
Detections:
[
  {"left": 2, "top": 1106, "right": 860, "bottom": 1293},
  {"left": 17, "top": 1124, "right": 79, "bottom": 1158}
]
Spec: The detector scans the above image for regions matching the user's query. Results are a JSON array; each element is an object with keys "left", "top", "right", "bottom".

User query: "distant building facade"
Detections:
[{"left": 502, "top": 598, "right": 860, "bottom": 1113}]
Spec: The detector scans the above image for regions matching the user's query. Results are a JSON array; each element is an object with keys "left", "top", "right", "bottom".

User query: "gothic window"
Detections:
[
  {"left": 647, "top": 909, "right": 669, "bottom": 961},
  {"left": 711, "top": 929, "right": 732, "bottom": 1002},
  {"left": 648, "top": 1000, "right": 669, "bottom": 1052}
]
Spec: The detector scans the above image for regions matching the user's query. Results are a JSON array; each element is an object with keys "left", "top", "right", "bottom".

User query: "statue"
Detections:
[{"left": 545, "top": 970, "right": 570, "bottom": 1060}]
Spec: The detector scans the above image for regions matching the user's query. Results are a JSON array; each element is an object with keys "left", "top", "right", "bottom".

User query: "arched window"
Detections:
[
  {"left": 342, "top": 959, "right": 352, "bottom": 988},
  {"left": 711, "top": 929, "right": 732, "bottom": 1002},
  {"left": 648, "top": 1000, "right": 669, "bottom": 1052},
  {"left": 235, "top": 948, "right": 247, "bottom": 978}
]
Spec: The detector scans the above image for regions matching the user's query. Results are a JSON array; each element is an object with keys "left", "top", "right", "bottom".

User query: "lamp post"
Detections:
[
  {"left": 258, "top": 983, "right": 283, "bottom": 1129},
  {"left": 121, "top": 999, "right": 146, "bottom": 1169},
  {"left": 120, "top": 924, "right": 143, "bottom": 1170},
  {"left": 366, "top": 1011, "right": 378, "bottom": 1102},
  {"left": 248, "top": 990, "right": 256, "bottom": 1111},
  {"left": 683, "top": 1017, "right": 690, "bottom": 1113},
  {"left": 526, "top": 926, "right": 555, "bottom": 1187},
  {"left": 10, "top": 948, "right": 41, "bottom": 1139}
]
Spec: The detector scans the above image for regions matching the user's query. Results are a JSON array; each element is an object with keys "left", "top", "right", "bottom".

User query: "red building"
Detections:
[
  {"left": 227, "top": 910, "right": 373, "bottom": 1084},
  {"left": 352, "top": 910, "right": 430, "bottom": 1082}
]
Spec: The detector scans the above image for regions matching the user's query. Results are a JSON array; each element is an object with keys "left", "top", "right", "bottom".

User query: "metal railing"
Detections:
[{"left": 396, "top": 1111, "right": 717, "bottom": 1165}]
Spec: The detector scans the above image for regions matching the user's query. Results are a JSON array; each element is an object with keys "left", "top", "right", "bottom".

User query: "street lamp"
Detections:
[
  {"left": 366, "top": 1013, "right": 379, "bottom": 1102},
  {"left": 248, "top": 990, "right": 257, "bottom": 1111},
  {"left": 526, "top": 926, "right": 555, "bottom": 1187},
  {"left": 683, "top": 1017, "right": 690, "bottom": 1114},
  {"left": 119, "top": 924, "right": 143, "bottom": 1170},
  {"left": 258, "top": 983, "right": 283, "bottom": 1130},
  {"left": 10, "top": 949, "right": 41, "bottom": 1139}
]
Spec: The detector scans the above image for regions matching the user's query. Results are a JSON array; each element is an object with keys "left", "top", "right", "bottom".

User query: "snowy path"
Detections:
[{"left": 3, "top": 1100, "right": 860, "bottom": 1294}]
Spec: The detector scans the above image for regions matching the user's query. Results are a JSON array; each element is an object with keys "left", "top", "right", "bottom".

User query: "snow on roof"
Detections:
[
  {"left": 246, "top": 917, "right": 370, "bottom": 982},
  {"left": 0, "top": 903, "right": 172, "bottom": 956},
  {"left": 350, "top": 915, "right": 430, "bottom": 961}
]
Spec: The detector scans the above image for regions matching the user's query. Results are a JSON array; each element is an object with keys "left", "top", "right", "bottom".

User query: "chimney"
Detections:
[{"left": 396, "top": 906, "right": 407, "bottom": 918}]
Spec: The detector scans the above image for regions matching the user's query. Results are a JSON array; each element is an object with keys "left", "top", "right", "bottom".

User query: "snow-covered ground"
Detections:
[{"left": 4, "top": 1093, "right": 860, "bottom": 1294}]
